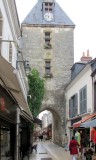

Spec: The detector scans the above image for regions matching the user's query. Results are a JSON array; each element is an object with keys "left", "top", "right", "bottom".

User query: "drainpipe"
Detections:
[{"left": 15, "top": 107, "right": 20, "bottom": 160}]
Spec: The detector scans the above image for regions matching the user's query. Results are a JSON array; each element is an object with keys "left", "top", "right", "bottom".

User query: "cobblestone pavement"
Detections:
[{"left": 24, "top": 141, "right": 71, "bottom": 160}]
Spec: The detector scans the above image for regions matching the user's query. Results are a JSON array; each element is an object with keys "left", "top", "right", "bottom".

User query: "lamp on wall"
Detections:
[
  {"left": 0, "top": 39, "right": 31, "bottom": 74},
  {"left": 16, "top": 60, "right": 31, "bottom": 75}
]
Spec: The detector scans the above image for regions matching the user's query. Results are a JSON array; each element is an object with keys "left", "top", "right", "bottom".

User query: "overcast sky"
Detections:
[{"left": 16, "top": 0, "right": 96, "bottom": 62}]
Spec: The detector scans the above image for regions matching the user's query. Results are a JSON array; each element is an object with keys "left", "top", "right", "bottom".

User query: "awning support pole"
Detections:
[{"left": 15, "top": 107, "right": 20, "bottom": 160}]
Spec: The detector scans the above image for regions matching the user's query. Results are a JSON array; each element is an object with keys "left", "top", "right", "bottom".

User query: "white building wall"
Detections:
[
  {"left": 66, "top": 65, "right": 93, "bottom": 141},
  {"left": 0, "top": 0, "right": 28, "bottom": 99},
  {"left": 66, "top": 66, "right": 92, "bottom": 119},
  {"left": 1, "top": 1, "right": 17, "bottom": 67}
]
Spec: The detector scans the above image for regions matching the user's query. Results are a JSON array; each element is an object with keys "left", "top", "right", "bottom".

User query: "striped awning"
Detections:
[
  {"left": 80, "top": 118, "right": 96, "bottom": 128},
  {"left": 73, "top": 113, "right": 96, "bottom": 128}
]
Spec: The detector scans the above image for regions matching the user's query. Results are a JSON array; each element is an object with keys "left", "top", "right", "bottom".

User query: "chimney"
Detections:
[{"left": 80, "top": 50, "right": 92, "bottom": 62}]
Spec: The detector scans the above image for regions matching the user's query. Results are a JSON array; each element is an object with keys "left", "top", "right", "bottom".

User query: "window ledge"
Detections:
[
  {"left": 44, "top": 44, "right": 52, "bottom": 49},
  {"left": 44, "top": 73, "right": 53, "bottom": 78}
]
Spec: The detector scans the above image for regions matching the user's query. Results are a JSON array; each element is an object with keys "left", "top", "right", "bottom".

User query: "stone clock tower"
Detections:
[{"left": 21, "top": 0, "right": 75, "bottom": 145}]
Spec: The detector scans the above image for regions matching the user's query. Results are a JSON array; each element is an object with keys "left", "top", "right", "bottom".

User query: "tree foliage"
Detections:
[{"left": 27, "top": 69, "right": 45, "bottom": 117}]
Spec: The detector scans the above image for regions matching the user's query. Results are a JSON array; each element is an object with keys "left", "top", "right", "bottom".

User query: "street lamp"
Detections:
[
  {"left": 16, "top": 60, "right": 31, "bottom": 75},
  {"left": 0, "top": 39, "right": 31, "bottom": 75}
]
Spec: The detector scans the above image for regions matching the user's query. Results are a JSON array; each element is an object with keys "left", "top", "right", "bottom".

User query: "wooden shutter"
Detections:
[
  {"left": 75, "top": 94, "right": 78, "bottom": 115},
  {"left": 83, "top": 86, "right": 87, "bottom": 112},
  {"left": 80, "top": 89, "right": 83, "bottom": 113},
  {"left": 74, "top": 94, "right": 78, "bottom": 116},
  {"left": 69, "top": 99, "right": 73, "bottom": 118},
  {"left": 80, "top": 86, "right": 87, "bottom": 114}
]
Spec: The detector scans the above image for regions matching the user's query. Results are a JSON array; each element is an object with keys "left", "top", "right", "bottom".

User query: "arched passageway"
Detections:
[{"left": 38, "top": 108, "right": 64, "bottom": 146}]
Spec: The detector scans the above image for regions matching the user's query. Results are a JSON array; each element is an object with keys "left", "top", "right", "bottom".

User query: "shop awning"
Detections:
[
  {"left": 11, "top": 89, "right": 33, "bottom": 119},
  {"left": 73, "top": 113, "right": 96, "bottom": 128},
  {"left": 0, "top": 55, "right": 21, "bottom": 93},
  {"left": 0, "top": 55, "right": 33, "bottom": 119},
  {"left": 80, "top": 118, "right": 96, "bottom": 128}
]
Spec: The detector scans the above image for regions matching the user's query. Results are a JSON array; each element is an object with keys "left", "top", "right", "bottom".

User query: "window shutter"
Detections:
[
  {"left": 69, "top": 99, "right": 73, "bottom": 118},
  {"left": 74, "top": 94, "right": 78, "bottom": 116},
  {"left": 83, "top": 86, "right": 87, "bottom": 112},
  {"left": 80, "top": 86, "right": 87, "bottom": 114},
  {"left": 80, "top": 89, "right": 82, "bottom": 113}
]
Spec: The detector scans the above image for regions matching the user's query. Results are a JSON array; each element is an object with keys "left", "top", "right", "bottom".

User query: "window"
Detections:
[
  {"left": 69, "top": 94, "right": 78, "bottom": 118},
  {"left": 44, "top": 32, "right": 52, "bottom": 49},
  {"left": 45, "top": 60, "right": 52, "bottom": 76},
  {"left": 79, "top": 85, "right": 87, "bottom": 114},
  {"left": 44, "top": 3, "right": 53, "bottom": 12},
  {"left": 9, "top": 42, "right": 12, "bottom": 63},
  {"left": 0, "top": 10, "right": 3, "bottom": 54}
]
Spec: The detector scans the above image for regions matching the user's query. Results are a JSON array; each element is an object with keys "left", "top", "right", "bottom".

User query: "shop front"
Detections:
[
  {"left": 0, "top": 84, "right": 17, "bottom": 160},
  {"left": 71, "top": 114, "right": 96, "bottom": 159},
  {"left": 70, "top": 117, "right": 82, "bottom": 138},
  {"left": 0, "top": 55, "right": 33, "bottom": 159},
  {"left": 0, "top": 81, "right": 33, "bottom": 160}
]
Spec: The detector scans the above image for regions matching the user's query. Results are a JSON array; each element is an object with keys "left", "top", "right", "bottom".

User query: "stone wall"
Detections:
[{"left": 22, "top": 26, "right": 74, "bottom": 144}]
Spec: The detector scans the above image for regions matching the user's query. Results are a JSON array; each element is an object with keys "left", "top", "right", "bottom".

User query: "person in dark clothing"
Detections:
[
  {"left": 20, "top": 145, "right": 30, "bottom": 160},
  {"left": 39, "top": 134, "right": 43, "bottom": 141},
  {"left": 84, "top": 134, "right": 90, "bottom": 147},
  {"left": 84, "top": 148, "right": 93, "bottom": 160}
]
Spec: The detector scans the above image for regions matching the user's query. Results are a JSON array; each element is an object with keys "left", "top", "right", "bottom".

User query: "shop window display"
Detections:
[{"left": 0, "top": 126, "right": 11, "bottom": 159}]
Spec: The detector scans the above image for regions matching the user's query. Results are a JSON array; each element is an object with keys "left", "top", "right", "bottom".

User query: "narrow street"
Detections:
[{"left": 24, "top": 141, "right": 71, "bottom": 160}]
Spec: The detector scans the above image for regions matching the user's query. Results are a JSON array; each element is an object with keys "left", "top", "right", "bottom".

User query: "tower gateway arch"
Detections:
[{"left": 21, "top": 0, "right": 75, "bottom": 145}]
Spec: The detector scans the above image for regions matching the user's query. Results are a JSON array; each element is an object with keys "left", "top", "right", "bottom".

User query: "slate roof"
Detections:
[{"left": 22, "top": 0, "right": 75, "bottom": 27}]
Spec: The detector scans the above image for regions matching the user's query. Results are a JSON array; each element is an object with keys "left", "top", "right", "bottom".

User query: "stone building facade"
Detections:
[{"left": 21, "top": 0, "right": 75, "bottom": 145}]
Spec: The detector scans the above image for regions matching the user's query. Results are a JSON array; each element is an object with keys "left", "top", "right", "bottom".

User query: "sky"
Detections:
[{"left": 16, "top": 0, "right": 96, "bottom": 62}]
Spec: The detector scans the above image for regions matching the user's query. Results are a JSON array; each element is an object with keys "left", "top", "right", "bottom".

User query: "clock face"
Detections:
[{"left": 44, "top": 12, "right": 53, "bottom": 21}]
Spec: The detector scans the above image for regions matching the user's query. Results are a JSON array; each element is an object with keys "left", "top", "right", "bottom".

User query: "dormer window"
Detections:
[
  {"left": 43, "top": 1, "right": 54, "bottom": 13},
  {"left": 45, "top": 3, "right": 53, "bottom": 12}
]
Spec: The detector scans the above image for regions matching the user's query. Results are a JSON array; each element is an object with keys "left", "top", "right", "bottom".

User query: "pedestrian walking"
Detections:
[
  {"left": 69, "top": 136, "right": 80, "bottom": 160},
  {"left": 64, "top": 133, "right": 68, "bottom": 151},
  {"left": 75, "top": 130, "right": 81, "bottom": 145},
  {"left": 40, "top": 134, "right": 43, "bottom": 141}
]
